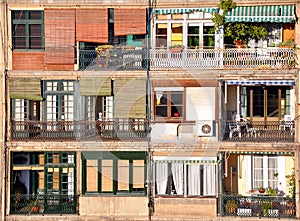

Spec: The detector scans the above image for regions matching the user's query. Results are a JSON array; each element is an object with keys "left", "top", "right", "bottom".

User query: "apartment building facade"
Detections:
[{"left": 0, "top": 0, "right": 299, "bottom": 220}]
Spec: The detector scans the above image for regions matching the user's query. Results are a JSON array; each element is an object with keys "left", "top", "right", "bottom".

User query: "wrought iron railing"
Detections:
[
  {"left": 10, "top": 119, "right": 149, "bottom": 141},
  {"left": 79, "top": 48, "right": 147, "bottom": 70},
  {"left": 222, "top": 120, "right": 295, "bottom": 142},
  {"left": 10, "top": 193, "right": 79, "bottom": 215},
  {"left": 221, "top": 194, "right": 296, "bottom": 218},
  {"left": 79, "top": 47, "right": 295, "bottom": 70}
]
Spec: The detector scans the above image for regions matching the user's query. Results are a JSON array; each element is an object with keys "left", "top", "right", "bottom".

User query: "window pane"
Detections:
[
  {"left": 13, "top": 24, "right": 26, "bottom": 36},
  {"left": 118, "top": 160, "right": 129, "bottom": 191},
  {"left": 156, "top": 106, "right": 167, "bottom": 117},
  {"left": 156, "top": 24, "right": 167, "bottom": 48},
  {"left": 133, "top": 160, "right": 144, "bottom": 189},
  {"left": 86, "top": 160, "right": 98, "bottom": 192},
  {"left": 171, "top": 23, "right": 183, "bottom": 46},
  {"left": 188, "top": 26, "right": 199, "bottom": 49},
  {"left": 171, "top": 93, "right": 182, "bottom": 105},
  {"left": 29, "top": 11, "right": 42, "bottom": 19},
  {"left": 13, "top": 11, "right": 26, "bottom": 20},
  {"left": 101, "top": 160, "right": 113, "bottom": 192}
]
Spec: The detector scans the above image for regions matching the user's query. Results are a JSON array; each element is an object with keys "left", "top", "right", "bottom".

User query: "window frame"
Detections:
[
  {"left": 154, "top": 88, "right": 184, "bottom": 121},
  {"left": 154, "top": 160, "right": 218, "bottom": 197},
  {"left": 12, "top": 10, "right": 44, "bottom": 51},
  {"left": 82, "top": 151, "right": 147, "bottom": 195}
]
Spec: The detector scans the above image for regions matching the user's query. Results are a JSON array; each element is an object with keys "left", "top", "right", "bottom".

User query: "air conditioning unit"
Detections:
[{"left": 195, "top": 120, "right": 215, "bottom": 137}]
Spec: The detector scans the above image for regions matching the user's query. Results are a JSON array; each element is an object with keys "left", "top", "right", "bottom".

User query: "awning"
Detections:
[
  {"left": 221, "top": 151, "right": 293, "bottom": 155},
  {"left": 225, "top": 5, "right": 295, "bottom": 23},
  {"left": 153, "top": 156, "right": 218, "bottom": 164},
  {"left": 154, "top": 7, "right": 218, "bottom": 15},
  {"left": 226, "top": 79, "right": 295, "bottom": 86},
  {"left": 9, "top": 78, "right": 42, "bottom": 100}
]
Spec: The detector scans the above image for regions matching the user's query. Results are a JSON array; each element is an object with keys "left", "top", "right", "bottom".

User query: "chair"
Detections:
[
  {"left": 229, "top": 121, "right": 241, "bottom": 139},
  {"left": 279, "top": 115, "right": 294, "bottom": 135}
]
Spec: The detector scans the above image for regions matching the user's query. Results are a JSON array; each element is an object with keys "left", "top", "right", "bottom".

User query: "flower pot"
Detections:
[{"left": 32, "top": 206, "right": 39, "bottom": 212}]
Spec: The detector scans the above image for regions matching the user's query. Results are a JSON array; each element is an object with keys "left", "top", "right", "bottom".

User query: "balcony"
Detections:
[
  {"left": 150, "top": 48, "right": 295, "bottom": 70},
  {"left": 10, "top": 119, "right": 149, "bottom": 142},
  {"left": 222, "top": 120, "right": 294, "bottom": 142},
  {"left": 221, "top": 194, "right": 295, "bottom": 218},
  {"left": 79, "top": 48, "right": 147, "bottom": 71},
  {"left": 79, "top": 47, "right": 295, "bottom": 71},
  {"left": 10, "top": 193, "right": 79, "bottom": 215}
]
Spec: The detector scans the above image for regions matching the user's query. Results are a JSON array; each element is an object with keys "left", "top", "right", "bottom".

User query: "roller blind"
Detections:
[
  {"left": 44, "top": 9, "right": 75, "bottom": 64},
  {"left": 9, "top": 78, "right": 42, "bottom": 100},
  {"left": 76, "top": 9, "right": 108, "bottom": 43},
  {"left": 114, "top": 77, "right": 146, "bottom": 118},
  {"left": 80, "top": 77, "right": 112, "bottom": 96},
  {"left": 114, "top": 8, "right": 146, "bottom": 36}
]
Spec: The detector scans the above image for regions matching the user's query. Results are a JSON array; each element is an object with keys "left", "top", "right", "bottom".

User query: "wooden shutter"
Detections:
[
  {"left": 101, "top": 160, "right": 113, "bottom": 192},
  {"left": 86, "top": 160, "right": 98, "bottom": 192},
  {"left": 80, "top": 78, "right": 111, "bottom": 96},
  {"left": 114, "top": 77, "right": 146, "bottom": 118},
  {"left": 118, "top": 160, "right": 129, "bottom": 191},
  {"left": 114, "top": 8, "right": 146, "bottom": 36},
  {"left": 9, "top": 78, "right": 42, "bottom": 100},
  {"left": 133, "top": 160, "right": 144, "bottom": 188},
  {"left": 76, "top": 9, "right": 108, "bottom": 43},
  {"left": 44, "top": 9, "right": 75, "bottom": 64}
]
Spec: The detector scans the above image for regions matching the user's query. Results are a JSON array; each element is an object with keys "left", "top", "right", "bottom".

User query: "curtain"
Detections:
[
  {"left": 171, "top": 162, "right": 183, "bottom": 195},
  {"left": 188, "top": 164, "right": 200, "bottom": 195},
  {"left": 203, "top": 164, "right": 216, "bottom": 195},
  {"left": 253, "top": 156, "right": 263, "bottom": 188},
  {"left": 155, "top": 162, "right": 168, "bottom": 194}
]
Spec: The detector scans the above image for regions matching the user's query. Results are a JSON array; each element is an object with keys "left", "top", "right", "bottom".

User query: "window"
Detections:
[
  {"left": 240, "top": 86, "right": 292, "bottom": 119},
  {"left": 253, "top": 155, "right": 278, "bottom": 189},
  {"left": 154, "top": 160, "right": 217, "bottom": 196},
  {"left": 12, "top": 10, "right": 44, "bottom": 50},
  {"left": 155, "top": 89, "right": 183, "bottom": 120},
  {"left": 43, "top": 81, "right": 75, "bottom": 126},
  {"left": 11, "top": 152, "right": 76, "bottom": 214},
  {"left": 82, "top": 151, "right": 146, "bottom": 195}
]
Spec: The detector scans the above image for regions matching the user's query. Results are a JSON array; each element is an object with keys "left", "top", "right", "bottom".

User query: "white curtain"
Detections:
[
  {"left": 155, "top": 162, "right": 168, "bottom": 194},
  {"left": 188, "top": 164, "right": 200, "bottom": 195},
  {"left": 253, "top": 156, "right": 263, "bottom": 188},
  {"left": 203, "top": 164, "right": 216, "bottom": 195},
  {"left": 171, "top": 162, "right": 183, "bottom": 195}
]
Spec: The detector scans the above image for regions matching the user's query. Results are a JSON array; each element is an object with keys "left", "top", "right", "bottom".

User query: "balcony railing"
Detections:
[
  {"left": 222, "top": 120, "right": 295, "bottom": 142},
  {"left": 79, "top": 47, "right": 295, "bottom": 70},
  {"left": 221, "top": 194, "right": 296, "bottom": 218},
  {"left": 10, "top": 119, "right": 149, "bottom": 142},
  {"left": 10, "top": 193, "right": 79, "bottom": 215},
  {"left": 79, "top": 48, "right": 147, "bottom": 71}
]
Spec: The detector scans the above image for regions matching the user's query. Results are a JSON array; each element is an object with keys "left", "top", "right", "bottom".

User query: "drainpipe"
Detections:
[
  {"left": 2, "top": 1, "right": 8, "bottom": 220},
  {"left": 146, "top": 0, "right": 153, "bottom": 220}
]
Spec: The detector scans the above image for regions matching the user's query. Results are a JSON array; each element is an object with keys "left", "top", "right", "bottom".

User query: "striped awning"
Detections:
[
  {"left": 225, "top": 5, "right": 295, "bottom": 23},
  {"left": 154, "top": 7, "right": 218, "bottom": 15},
  {"left": 222, "top": 151, "right": 293, "bottom": 155},
  {"left": 226, "top": 79, "right": 295, "bottom": 86},
  {"left": 153, "top": 156, "right": 218, "bottom": 164}
]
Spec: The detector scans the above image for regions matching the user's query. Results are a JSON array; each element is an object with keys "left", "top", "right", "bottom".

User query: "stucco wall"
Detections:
[
  {"left": 79, "top": 196, "right": 148, "bottom": 220},
  {"left": 153, "top": 197, "right": 217, "bottom": 219}
]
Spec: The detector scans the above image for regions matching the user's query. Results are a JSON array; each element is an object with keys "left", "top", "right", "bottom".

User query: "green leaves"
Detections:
[{"left": 212, "top": 0, "right": 268, "bottom": 45}]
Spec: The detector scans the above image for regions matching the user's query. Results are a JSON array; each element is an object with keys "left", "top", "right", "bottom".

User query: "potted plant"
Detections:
[
  {"left": 169, "top": 44, "right": 184, "bottom": 53},
  {"left": 212, "top": 0, "right": 268, "bottom": 47},
  {"left": 258, "top": 186, "right": 265, "bottom": 193},
  {"left": 277, "top": 39, "right": 295, "bottom": 48},
  {"left": 225, "top": 199, "right": 238, "bottom": 214}
]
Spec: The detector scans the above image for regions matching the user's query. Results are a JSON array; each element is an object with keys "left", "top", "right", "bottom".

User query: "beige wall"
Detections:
[
  {"left": 79, "top": 196, "right": 148, "bottom": 220},
  {"left": 153, "top": 197, "right": 217, "bottom": 219}
]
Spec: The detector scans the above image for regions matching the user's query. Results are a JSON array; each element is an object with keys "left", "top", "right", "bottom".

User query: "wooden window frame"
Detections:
[{"left": 12, "top": 10, "right": 44, "bottom": 51}]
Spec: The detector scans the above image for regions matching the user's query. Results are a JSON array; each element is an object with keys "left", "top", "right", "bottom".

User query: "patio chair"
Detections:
[{"left": 279, "top": 115, "right": 294, "bottom": 135}]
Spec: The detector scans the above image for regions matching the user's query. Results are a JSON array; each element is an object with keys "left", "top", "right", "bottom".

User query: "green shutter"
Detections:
[
  {"left": 9, "top": 78, "right": 42, "bottom": 100},
  {"left": 80, "top": 78, "right": 111, "bottom": 96},
  {"left": 114, "top": 77, "right": 146, "bottom": 118}
]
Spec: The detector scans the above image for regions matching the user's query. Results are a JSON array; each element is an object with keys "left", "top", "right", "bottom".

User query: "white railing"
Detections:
[{"left": 150, "top": 48, "right": 295, "bottom": 70}]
